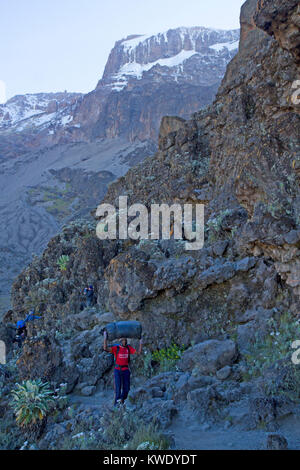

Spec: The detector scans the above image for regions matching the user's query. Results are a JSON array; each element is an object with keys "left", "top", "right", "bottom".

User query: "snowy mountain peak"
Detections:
[
  {"left": 101, "top": 26, "right": 240, "bottom": 91},
  {"left": 0, "top": 92, "right": 82, "bottom": 131},
  {"left": 119, "top": 26, "right": 239, "bottom": 56}
]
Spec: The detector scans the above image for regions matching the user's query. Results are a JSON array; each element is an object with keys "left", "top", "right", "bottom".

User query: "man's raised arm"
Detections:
[{"left": 103, "top": 330, "right": 112, "bottom": 353}]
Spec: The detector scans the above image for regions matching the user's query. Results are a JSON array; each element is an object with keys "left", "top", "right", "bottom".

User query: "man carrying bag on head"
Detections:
[{"left": 103, "top": 330, "right": 143, "bottom": 406}]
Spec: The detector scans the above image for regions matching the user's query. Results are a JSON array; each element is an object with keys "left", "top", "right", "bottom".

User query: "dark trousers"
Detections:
[
  {"left": 85, "top": 296, "right": 94, "bottom": 307},
  {"left": 13, "top": 335, "right": 25, "bottom": 349},
  {"left": 114, "top": 368, "right": 130, "bottom": 404}
]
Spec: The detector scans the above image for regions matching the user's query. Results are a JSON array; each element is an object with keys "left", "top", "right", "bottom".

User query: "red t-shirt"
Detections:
[{"left": 111, "top": 344, "right": 136, "bottom": 370}]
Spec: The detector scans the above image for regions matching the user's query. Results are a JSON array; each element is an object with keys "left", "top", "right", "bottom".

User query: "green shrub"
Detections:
[
  {"left": 11, "top": 379, "right": 55, "bottom": 428},
  {"left": 205, "top": 209, "right": 232, "bottom": 242},
  {"left": 96, "top": 407, "right": 168, "bottom": 450},
  {"left": 264, "top": 362, "right": 300, "bottom": 402},
  {"left": 243, "top": 312, "right": 300, "bottom": 382},
  {"left": 54, "top": 383, "right": 69, "bottom": 411},
  {"left": 152, "top": 342, "right": 185, "bottom": 373},
  {"left": 128, "top": 423, "right": 170, "bottom": 450},
  {"left": 0, "top": 416, "right": 23, "bottom": 450},
  {"left": 60, "top": 429, "right": 104, "bottom": 450},
  {"left": 57, "top": 255, "right": 70, "bottom": 272},
  {"left": 138, "top": 349, "right": 154, "bottom": 378},
  {"left": 100, "top": 407, "right": 138, "bottom": 448}
]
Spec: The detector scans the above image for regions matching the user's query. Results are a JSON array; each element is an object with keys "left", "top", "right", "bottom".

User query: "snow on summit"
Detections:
[
  {"left": 116, "top": 50, "right": 198, "bottom": 80},
  {"left": 104, "top": 26, "right": 240, "bottom": 91},
  {"left": 0, "top": 92, "right": 82, "bottom": 132},
  {"left": 120, "top": 26, "right": 239, "bottom": 54}
]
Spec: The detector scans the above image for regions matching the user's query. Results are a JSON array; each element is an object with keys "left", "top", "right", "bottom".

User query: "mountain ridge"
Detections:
[{"left": 0, "top": 25, "right": 240, "bottom": 157}]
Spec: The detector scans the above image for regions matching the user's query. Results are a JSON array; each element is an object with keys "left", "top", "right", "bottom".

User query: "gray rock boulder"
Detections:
[
  {"left": 80, "top": 385, "right": 97, "bottom": 396},
  {"left": 178, "top": 339, "right": 237, "bottom": 374},
  {"left": 266, "top": 434, "right": 288, "bottom": 450},
  {"left": 216, "top": 365, "right": 232, "bottom": 380}
]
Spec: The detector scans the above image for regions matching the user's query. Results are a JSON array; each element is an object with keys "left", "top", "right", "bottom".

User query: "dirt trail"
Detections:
[
  {"left": 70, "top": 389, "right": 114, "bottom": 411},
  {"left": 170, "top": 408, "right": 266, "bottom": 450},
  {"left": 69, "top": 387, "right": 300, "bottom": 450}
]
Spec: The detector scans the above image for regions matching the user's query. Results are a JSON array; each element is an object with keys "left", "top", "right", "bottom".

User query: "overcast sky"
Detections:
[{"left": 0, "top": 0, "right": 245, "bottom": 102}]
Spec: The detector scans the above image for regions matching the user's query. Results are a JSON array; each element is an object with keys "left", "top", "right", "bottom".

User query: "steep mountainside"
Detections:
[
  {"left": 72, "top": 27, "right": 240, "bottom": 142},
  {"left": 0, "top": 26, "right": 239, "bottom": 313}
]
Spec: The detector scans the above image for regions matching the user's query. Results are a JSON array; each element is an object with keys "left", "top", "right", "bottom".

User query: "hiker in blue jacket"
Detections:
[{"left": 13, "top": 311, "right": 41, "bottom": 348}]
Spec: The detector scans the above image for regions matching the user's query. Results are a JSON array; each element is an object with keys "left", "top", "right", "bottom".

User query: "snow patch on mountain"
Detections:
[
  {"left": 112, "top": 49, "right": 198, "bottom": 87},
  {"left": 121, "top": 34, "right": 150, "bottom": 51},
  {"left": 106, "top": 27, "right": 240, "bottom": 92},
  {"left": 209, "top": 40, "right": 240, "bottom": 52},
  {"left": 0, "top": 92, "right": 81, "bottom": 131},
  {"left": 0, "top": 95, "right": 45, "bottom": 127},
  {"left": 120, "top": 27, "right": 239, "bottom": 54}
]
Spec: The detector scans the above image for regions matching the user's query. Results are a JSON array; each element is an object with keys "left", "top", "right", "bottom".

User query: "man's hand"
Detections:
[{"left": 103, "top": 330, "right": 107, "bottom": 338}]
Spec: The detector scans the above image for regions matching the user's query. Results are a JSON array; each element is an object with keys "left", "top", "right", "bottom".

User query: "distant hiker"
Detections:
[
  {"left": 12, "top": 312, "right": 40, "bottom": 349},
  {"left": 13, "top": 320, "right": 27, "bottom": 349},
  {"left": 83, "top": 285, "right": 94, "bottom": 307},
  {"left": 103, "top": 331, "right": 142, "bottom": 406}
]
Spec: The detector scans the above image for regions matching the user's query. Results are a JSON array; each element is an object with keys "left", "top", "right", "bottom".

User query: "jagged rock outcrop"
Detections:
[
  {"left": 255, "top": 0, "right": 300, "bottom": 63},
  {"left": 178, "top": 339, "right": 237, "bottom": 374},
  {"left": 71, "top": 27, "right": 240, "bottom": 143},
  {"left": 101, "top": 0, "right": 300, "bottom": 300}
]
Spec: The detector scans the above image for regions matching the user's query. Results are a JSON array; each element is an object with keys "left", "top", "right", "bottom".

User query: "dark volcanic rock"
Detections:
[
  {"left": 266, "top": 433, "right": 288, "bottom": 450},
  {"left": 255, "top": 0, "right": 300, "bottom": 63}
]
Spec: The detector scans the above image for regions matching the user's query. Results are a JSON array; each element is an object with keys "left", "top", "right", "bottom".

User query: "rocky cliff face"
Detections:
[
  {"left": 255, "top": 0, "right": 300, "bottom": 64},
  {"left": 102, "top": 0, "right": 300, "bottom": 300},
  {"left": 1, "top": 1, "right": 300, "bottom": 449},
  {"left": 71, "top": 27, "right": 239, "bottom": 142},
  {"left": 101, "top": 27, "right": 239, "bottom": 86}
]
